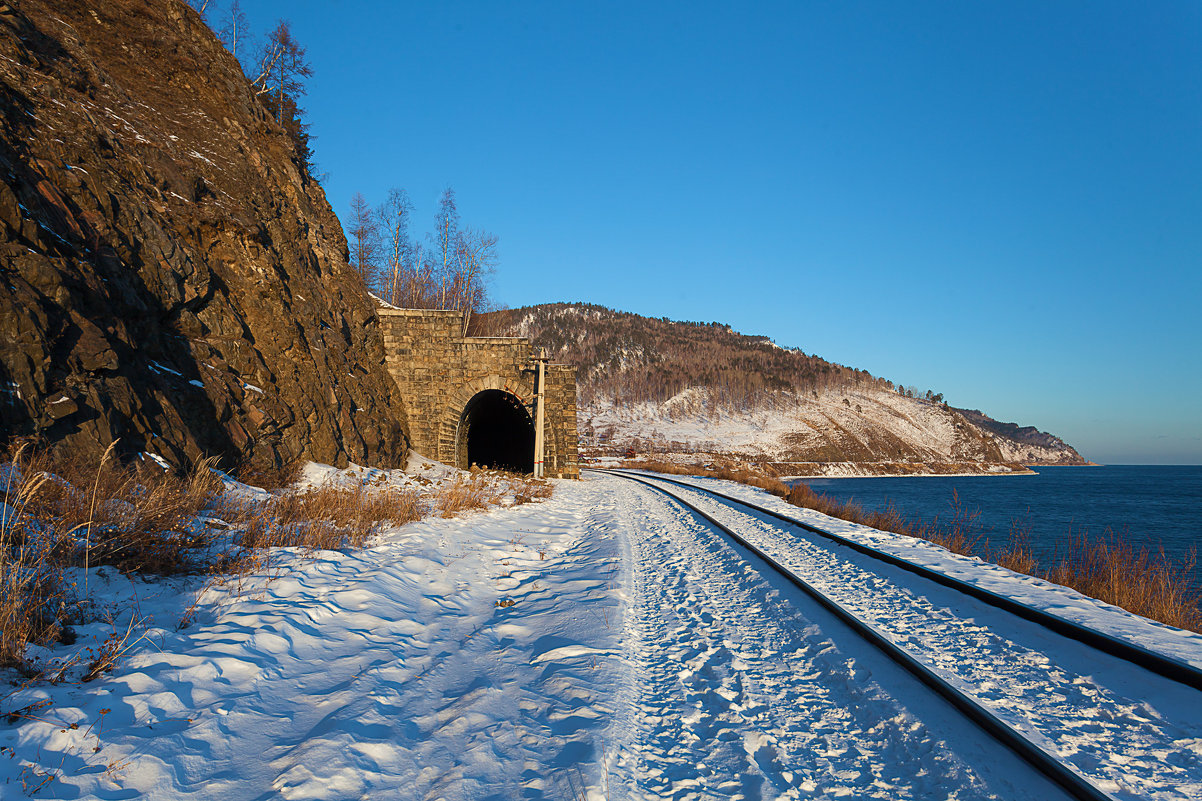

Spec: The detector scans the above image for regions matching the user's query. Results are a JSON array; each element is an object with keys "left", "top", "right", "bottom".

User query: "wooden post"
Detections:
[{"left": 533, "top": 348, "right": 547, "bottom": 478}]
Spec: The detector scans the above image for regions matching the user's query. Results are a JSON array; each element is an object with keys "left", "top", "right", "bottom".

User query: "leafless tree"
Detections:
[
  {"left": 432, "top": 188, "right": 459, "bottom": 308},
  {"left": 454, "top": 228, "right": 499, "bottom": 334},
  {"left": 218, "top": 0, "right": 249, "bottom": 58},
  {"left": 249, "top": 21, "right": 310, "bottom": 118},
  {"left": 350, "top": 186, "right": 501, "bottom": 314},
  {"left": 378, "top": 189, "right": 415, "bottom": 306},
  {"left": 243, "top": 21, "right": 315, "bottom": 171},
  {"left": 266, "top": 22, "right": 311, "bottom": 126},
  {"left": 408, "top": 241, "right": 430, "bottom": 308},
  {"left": 248, "top": 35, "right": 283, "bottom": 95},
  {"left": 348, "top": 192, "right": 381, "bottom": 291}
]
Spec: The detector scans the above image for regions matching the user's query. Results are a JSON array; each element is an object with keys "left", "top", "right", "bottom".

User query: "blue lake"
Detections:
[{"left": 793, "top": 466, "right": 1202, "bottom": 590}]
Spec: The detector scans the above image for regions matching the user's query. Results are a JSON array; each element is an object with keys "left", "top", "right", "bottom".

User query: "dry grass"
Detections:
[
  {"left": 1, "top": 438, "right": 559, "bottom": 673},
  {"left": 1, "top": 443, "right": 222, "bottom": 668},
  {"left": 512, "top": 475, "right": 554, "bottom": 505},
  {"left": 434, "top": 469, "right": 554, "bottom": 517},
  {"left": 434, "top": 475, "right": 499, "bottom": 517},
  {"left": 783, "top": 482, "right": 1202, "bottom": 632},
  {"left": 1, "top": 455, "right": 60, "bottom": 667},
  {"left": 1037, "top": 532, "right": 1201, "bottom": 632},
  {"left": 784, "top": 482, "right": 983, "bottom": 556},
  {"left": 236, "top": 459, "right": 305, "bottom": 491},
  {"left": 216, "top": 483, "right": 423, "bottom": 552},
  {"left": 4, "top": 443, "right": 222, "bottom": 574}
]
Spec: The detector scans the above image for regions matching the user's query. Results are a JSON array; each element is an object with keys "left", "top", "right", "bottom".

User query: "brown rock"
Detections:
[{"left": 0, "top": 0, "right": 409, "bottom": 472}]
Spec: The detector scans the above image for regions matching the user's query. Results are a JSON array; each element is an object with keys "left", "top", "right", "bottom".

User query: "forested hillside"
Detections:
[
  {"left": 505, "top": 303, "right": 882, "bottom": 406},
  {"left": 500, "top": 303, "right": 1086, "bottom": 474}
]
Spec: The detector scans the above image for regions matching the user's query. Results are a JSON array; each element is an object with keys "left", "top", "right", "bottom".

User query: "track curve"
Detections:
[
  {"left": 595, "top": 468, "right": 1202, "bottom": 801},
  {"left": 605, "top": 468, "right": 1202, "bottom": 692}
]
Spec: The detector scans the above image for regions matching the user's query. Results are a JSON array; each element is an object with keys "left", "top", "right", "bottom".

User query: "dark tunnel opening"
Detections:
[{"left": 459, "top": 389, "right": 535, "bottom": 473}]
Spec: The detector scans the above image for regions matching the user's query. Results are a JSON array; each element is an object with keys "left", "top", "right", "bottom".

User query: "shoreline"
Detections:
[
  {"left": 782, "top": 471, "right": 1039, "bottom": 481},
  {"left": 585, "top": 452, "right": 1099, "bottom": 480}
]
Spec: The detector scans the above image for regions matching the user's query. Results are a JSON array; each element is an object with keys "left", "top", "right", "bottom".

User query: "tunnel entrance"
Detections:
[{"left": 458, "top": 389, "right": 535, "bottom": 473}]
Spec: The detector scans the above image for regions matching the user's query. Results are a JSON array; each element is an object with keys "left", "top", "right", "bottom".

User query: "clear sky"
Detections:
[{"left": 206, "top": 1, "right": 1200, "bottom": 464}]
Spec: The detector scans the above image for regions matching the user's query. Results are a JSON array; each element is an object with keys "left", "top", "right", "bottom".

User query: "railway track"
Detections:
[{"left": 593, "top": 468, "right": 1202, "bottom": 801}]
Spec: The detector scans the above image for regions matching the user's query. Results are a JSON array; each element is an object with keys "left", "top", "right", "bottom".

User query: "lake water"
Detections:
[{"left": 793, "top": 466, "right": 1202, "bottom": 590}]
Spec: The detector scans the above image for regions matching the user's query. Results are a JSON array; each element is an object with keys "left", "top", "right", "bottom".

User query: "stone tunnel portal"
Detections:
[
  {"left": 379, "top": 308, "right": 579, "bottom": 478},
  {"left": 458, "top": 389, "right": 535, "bottom": 473}
]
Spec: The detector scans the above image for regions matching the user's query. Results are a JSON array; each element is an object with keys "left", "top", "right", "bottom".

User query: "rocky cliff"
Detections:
[{"left": 0, "top": 0, "right": 408, "bottom": 471}]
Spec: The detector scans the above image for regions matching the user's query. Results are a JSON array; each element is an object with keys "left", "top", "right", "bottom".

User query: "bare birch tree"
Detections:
[
  {"left": 378, "top": 189, "right": 414, "bottom": 306},
  {"left": 455, "top": 228, "right": 499, "bottom": 334},
  {"left": 432, "top": 188, "right": 460, "bottom": 308},
  {"left": 218, "top": 0, "right": 249, "bottom": 58}
]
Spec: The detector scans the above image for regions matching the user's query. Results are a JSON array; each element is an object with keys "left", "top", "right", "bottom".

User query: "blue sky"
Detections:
[{"left": 208, "top": 1, "right": 1200, "bottom": 464}]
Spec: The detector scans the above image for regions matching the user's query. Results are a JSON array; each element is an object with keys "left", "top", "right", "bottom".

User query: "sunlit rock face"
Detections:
[{"left": 0, "top": 0, "right": 408, "bottom": 471}]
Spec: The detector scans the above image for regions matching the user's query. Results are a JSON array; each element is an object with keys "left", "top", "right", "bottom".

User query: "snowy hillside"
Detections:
[
  {"left": 505, "top": 303, "right": 1086, "bottom": 474},
  {"left": 579, "top": 385, "right": 1083, "bottom": 474}
]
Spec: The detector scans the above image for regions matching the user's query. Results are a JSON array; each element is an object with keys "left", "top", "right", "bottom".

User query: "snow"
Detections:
[
  {"left": 580, "top": 385, "right": 1076, "bottom": 471},
  {"left": 370, "top": 292, "right": 401, "bottom": 310},
  {"left": 138, "top": 452, "right": 171, "bottom": 470},
  {"left": 147, "top": 361, "right": 181, "bottom": 378},
  {"left": 2, "top": 468, "right": 619, "bottom": 799},
  {"left": 2, "top": 468, "right": 1197, "bottom": 798},
  {"left": 627, "top": 472, "right": 1202, "bottom": 798}
]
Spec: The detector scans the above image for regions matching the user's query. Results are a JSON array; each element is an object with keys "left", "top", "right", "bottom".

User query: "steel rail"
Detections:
[
  {"left": 604, "top": 468, "right": 1116, "bottom": 801},
  {"left": 595, "top": 468, "right": 1202, "bottom": 692}
]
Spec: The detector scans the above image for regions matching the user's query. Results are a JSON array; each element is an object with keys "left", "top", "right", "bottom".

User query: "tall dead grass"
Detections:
[
  {"left": 435, "top": 469, "right": 553, "bottom": 517},
  {"left": 1, "top": 443, "right": 222, "bottom": 668},
  {"left": 2, "top": 441, "right": 558, "bottom": 673},
  {"left": 785, "top": 482, "right": 983, "bottom": 557},
  {"left": 1036, "top": 532, "right": 1201, "bottom": 632},
  {"left": 216, "top": 483, "right": 422, "bottom": 551}
]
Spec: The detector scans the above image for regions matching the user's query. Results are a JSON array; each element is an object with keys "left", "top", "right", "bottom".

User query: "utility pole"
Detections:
[{"left": 533, "top": 348, "right": 547, "bottom": 478}]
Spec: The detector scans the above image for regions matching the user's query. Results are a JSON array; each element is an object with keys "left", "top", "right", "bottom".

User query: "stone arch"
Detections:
[
  {"left": 439, "top": 374, "right": 536, "bottom": 471},
  {"left": 456, "top": 390, "right": 534, "bottom": 472}
]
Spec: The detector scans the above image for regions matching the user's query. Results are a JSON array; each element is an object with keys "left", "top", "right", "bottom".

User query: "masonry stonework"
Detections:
[{"left": 378, "top": 309, "right": 579, "bottom": 479}]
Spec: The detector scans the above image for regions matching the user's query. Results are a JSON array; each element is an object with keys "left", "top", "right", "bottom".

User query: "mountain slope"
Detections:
[
  {"left": 505, "top": 303, "right": 1086, "bottom": 473},
  {"left": 0, "top": 0, "right": 407, "bottom": 470}
]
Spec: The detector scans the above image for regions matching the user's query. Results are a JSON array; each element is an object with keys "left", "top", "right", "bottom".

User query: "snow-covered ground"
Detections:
[
  {"left": 625, "top": 472, "right": 1202, "bottom": 799},
  {"left": 3, "top": 469, "right": 1198, "bottom": 799}
]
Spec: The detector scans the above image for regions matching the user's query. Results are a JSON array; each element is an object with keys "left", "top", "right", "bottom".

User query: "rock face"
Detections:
[{"left": 0, "top": 0, "right": 408, "bottom": 470}]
